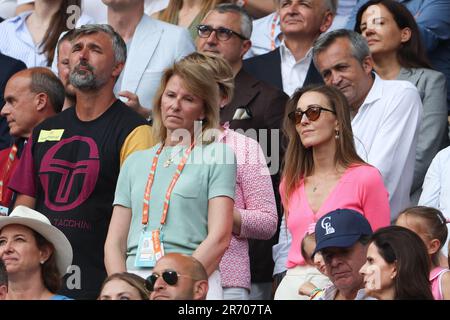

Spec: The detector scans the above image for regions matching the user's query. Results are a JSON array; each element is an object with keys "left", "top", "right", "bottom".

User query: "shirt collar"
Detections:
[
  {"left": 361, "top": 72, "right": 382, "bottom": 107},
  {"left": 11, "top": 10, "right": 33, "bottom": 31},
  {"left": 280, "top": 41, "right": 313, "bottom": 64}
]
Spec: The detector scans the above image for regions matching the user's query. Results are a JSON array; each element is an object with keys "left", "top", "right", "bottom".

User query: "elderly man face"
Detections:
[{"left": 279, "top": 0, "right": 333, "bottom": 38}]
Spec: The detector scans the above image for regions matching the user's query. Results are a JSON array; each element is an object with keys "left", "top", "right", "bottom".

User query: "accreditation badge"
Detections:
[{"left": 135, "top": 229, "right": 165, "bottom": 268}]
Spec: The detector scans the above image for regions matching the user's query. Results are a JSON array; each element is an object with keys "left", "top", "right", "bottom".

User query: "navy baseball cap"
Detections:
[{"left": 313, "top": 209, "right": 373, "bottom": 256}]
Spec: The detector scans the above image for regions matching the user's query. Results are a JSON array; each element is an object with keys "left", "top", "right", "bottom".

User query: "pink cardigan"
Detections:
[
  {"left": 281, "top": 165, "right": 390, "bottom": 268},
  {"left": 219, "top": 127, "right": 278, "bottom": 290}
]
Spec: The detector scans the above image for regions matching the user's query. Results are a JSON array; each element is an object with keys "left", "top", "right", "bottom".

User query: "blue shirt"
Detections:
[{"left": 0, "top": 11, "right": 94, "bottom": 67}]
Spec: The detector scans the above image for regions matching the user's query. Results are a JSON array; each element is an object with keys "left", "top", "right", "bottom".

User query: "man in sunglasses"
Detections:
[
  {"left": 197, "top": 4, "right": 288, "bottom": 300},
  {"left": 148, "top": 253, "right": 209, "bottom": 300},
  {"left": 243, "top": 0, "right": 337, "bottom": 96}
]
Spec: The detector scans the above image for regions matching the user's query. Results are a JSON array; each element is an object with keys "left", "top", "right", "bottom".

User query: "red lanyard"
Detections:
[
  {"left": 270, "top": 13, "right": 279, "bottom": 51},
  {"left": 0, "top": 144, "right": 18, "bottom": 202},
  {"left": 141, "top": 142, "right": 195, "bottom": 226}
]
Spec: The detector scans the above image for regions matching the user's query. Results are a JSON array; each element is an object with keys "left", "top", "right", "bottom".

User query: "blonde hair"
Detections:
[
  {"left": 158, "top": 0, "right": 226, "bottom": 25},
  {"left": 152, "top": 52, "right": 233, "bottom": 144}
]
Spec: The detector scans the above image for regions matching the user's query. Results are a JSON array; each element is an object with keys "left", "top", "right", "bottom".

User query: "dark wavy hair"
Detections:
[
  {"left": 370, "top": 226, "right": 433, "bottom": 300},
  {"left": 354, "top": 0, "right": 431, "bottom": 69}
]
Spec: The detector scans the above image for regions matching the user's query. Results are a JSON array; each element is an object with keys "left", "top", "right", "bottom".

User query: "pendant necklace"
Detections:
[{"left": 163, "top": 146, "right": 185, "bottom": 168}]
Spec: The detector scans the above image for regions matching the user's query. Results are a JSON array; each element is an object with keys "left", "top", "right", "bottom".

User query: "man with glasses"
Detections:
[
  {"left": 148, "top": 253, "right": 208, "bottom": 300},
  {"left": 197, "top": 3, "right": 288, "bottom": 300},
  {"left": 313, "top": 29, "right": 422, "bottom": 221},
  {"left": 243, "top": 0, "right": 337, "bottom": 96}
]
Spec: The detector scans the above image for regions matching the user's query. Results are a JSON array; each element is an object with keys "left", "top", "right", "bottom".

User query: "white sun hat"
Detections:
[{"left": 0, "top": 206, "right": 73, "bottom": 276}]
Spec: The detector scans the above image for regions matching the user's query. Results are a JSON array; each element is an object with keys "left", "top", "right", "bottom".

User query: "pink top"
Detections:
[
  {"left": 218, "top": 126, "right": 278, "bottom": 289},
  {"left": 430, "top": 266, "right": 449, "bottom": 300},
  {"left": 281, "top": 165, "right": 390, "bottom": 268}
]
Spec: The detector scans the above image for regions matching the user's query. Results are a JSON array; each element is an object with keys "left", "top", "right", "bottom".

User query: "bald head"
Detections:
[
  {"left": 149, "top": 253, "right": 209, "bottom": 300},
  {"left": 1, "top": 67, "right": 64, "bottom": 138}
]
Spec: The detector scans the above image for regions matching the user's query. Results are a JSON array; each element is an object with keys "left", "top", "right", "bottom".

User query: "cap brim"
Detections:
[
  {"left": 313, "top": 234, "right": 361, "bottom": 256},
  {"left": 0, "top": 217, "right": 73, "bottom": 276}
]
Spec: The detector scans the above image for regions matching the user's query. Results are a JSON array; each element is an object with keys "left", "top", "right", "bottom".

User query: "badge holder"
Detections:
[{"left": 135, "top": 229, "right": 164, "bottom": 268}]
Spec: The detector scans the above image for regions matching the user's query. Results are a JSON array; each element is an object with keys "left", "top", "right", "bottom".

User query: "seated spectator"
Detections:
[
  {"left": 0, "top": 0, "right": 94, "bottom": 67},
  {"left": 147, "top": 253, "right": 208, "bottom": 300},
  {"left": 297, "top": 229, "right": 330, "bottom": 299},
  {"left": 313, "top": 209, "right": 374, "bottom": 300},
  {"left": 419, "top": 147, "right": 450, "bottom": 260},
  {"left": 274, "top": 85, "right": 390, "bottom": 300},
  {"left": 359, "top": 225, "right": 434, "bottom": 300},
  {"left": 0, "top": 206, "right": 73, "bottom": 300},
  {"left": 0, "top": 67, "right": 64, "bottom": 215},
  {"left": 313, "top": 29, "right": 422, "bottom": 220},
  {"left": 396, "top": 206, "right": 450, "bottom": 300},
  {"left": 0, "top": 52, "right": 26, "bottom": 151},
  {"left": 355, "top": 0, "right": 448, "bottom": 204},
  {"left": 99, "top": 272, "right": 149, "bottom": 300},
  {"left": 347, "top": 0, "right": 450, "bottom": 119},
  {"left": 0, "top": 258, "right": 7, "bottom": 299}
]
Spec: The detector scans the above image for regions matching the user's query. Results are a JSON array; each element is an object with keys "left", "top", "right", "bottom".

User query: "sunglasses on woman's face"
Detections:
[
  {"left": 288, "top": 105, "right": 336, "bottom": 124},
  {"left": 145, "top": 270, "right": 194, "bottom": 292}
]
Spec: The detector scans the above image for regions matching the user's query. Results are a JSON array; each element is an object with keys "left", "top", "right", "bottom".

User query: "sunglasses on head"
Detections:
[
  {"left": 145, "top": 270, "right": 194, "bottom": 292},
  {"left": 288, "top": 105, "right": 336, "bottom": 124}
]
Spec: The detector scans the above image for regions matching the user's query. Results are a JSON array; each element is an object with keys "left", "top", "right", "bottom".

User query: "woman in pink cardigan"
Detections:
[
  {"left": 187, "top": 52, "right": 278, "bottom": 299},
  {"left": 274, "top": 85, "right": 390, "bottom": 300}
]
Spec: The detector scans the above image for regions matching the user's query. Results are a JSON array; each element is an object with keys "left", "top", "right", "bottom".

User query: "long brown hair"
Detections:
[
  {"left": 158, "top": 0, "right": 225, "bottom": 24},
  {"left": 354, "top": 0, "right": 431, "bottom": 69},
  {"left": 281, "top": 85, "right": 365, "bottom": 210},
  {"left": 41, "top": 0, "right": 82, "bottom": 66}
]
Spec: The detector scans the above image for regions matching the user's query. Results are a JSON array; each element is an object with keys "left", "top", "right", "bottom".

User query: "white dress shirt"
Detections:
[
  {"left": 352, "top": 74, "right": 423, "bottom": 220},
  {"left": 280, "top": 41, "right": 313, "bottom": 96},
  {"left": 0, "top": 10, "right": 94, "bottom": 67},
  {"left": 245, "top": 12, "right": 282, "bottom": 59},
  {"left": 419, "top": 146, "right": 450, "bottom": 257}
]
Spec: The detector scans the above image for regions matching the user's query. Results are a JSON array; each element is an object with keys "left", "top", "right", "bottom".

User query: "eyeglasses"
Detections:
[
  {"left": 288, "top": 105, "right": 336, "bottom": 124},
  {"left": 145, "top": 270, "right": 195, "bottom": 292},
  {"left": 197, "top": 24, "right": 248, "bottom": 41}
]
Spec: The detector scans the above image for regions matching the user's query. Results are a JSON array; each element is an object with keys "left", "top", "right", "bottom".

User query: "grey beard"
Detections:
[{"left": 69, "top": 71, "right": 98, "bottom": 90}]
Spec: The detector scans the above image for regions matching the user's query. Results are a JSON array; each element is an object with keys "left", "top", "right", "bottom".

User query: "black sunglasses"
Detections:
[
  {"left": 288, "top": 105, "right": 336, "bottom": 124},
  {"left": 145, "top": 270, "right": 195, "bottom": 292},
  {"left": 197, "top": 24, "right": 248, "bottom": 41}
]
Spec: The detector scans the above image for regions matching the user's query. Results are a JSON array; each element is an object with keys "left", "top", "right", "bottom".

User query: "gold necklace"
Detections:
[{"left": 163, "top": 146, "right": 185, "bottom": 168}]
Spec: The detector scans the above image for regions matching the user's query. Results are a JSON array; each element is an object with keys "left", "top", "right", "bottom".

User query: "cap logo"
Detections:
[{"left": 321, "top": 216, "right": 335, "bottom": 235}]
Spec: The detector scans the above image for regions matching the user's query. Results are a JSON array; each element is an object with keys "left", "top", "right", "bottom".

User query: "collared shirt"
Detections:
[
  {"left": 352, "top": 74, "right": 423, "bottom": 220},
  {"left": 280, "top": 41, "right": 313, "bottom": 96},
  {"left": 245, "top": 12, "right": 282, "bottom": 59},
  {"left": 0, "top": 11, "right": 94, "bottom": 67},
  {"left": 316, "top": 285, "right": 375, "bottom": 300},
  {"left": 419, "top": 146, "right": 450, "bottom": 257}
]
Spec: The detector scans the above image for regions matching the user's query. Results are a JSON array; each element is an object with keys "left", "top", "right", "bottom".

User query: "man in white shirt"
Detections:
[
  {"left": 313, "top": 29, "right": 423, "bottom": 220},
  {"left": 102, "top": 0, "right": 194, "bottom": 118},
  {"left": 244, "top": 0, "right": 337, "bottom": 96}
]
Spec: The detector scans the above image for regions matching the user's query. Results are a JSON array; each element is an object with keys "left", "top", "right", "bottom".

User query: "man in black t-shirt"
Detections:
[{"left": 10, "top": 24, "right": 154, "bottom": 299}]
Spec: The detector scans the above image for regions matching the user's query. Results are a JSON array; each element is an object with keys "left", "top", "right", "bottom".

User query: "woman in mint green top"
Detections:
[{"left": 105, "top": 53, "right": 236, "bottom": 282}]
